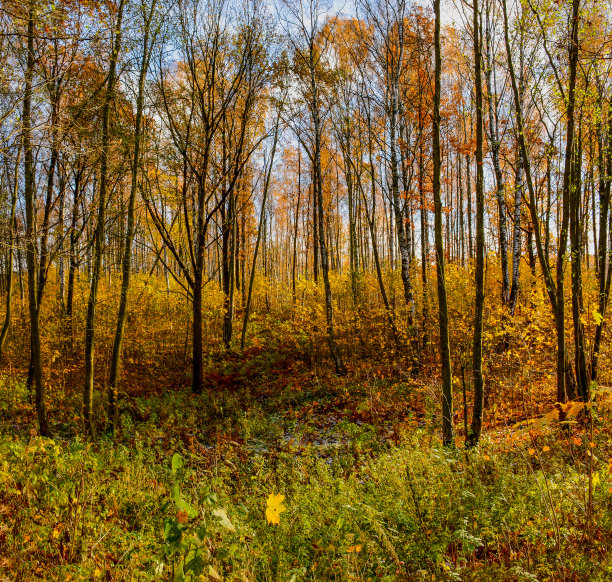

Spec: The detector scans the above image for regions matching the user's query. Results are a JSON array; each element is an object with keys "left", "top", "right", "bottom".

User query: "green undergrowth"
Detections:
[{"left": 2, "top": 385, "right": 612, "bottom": 581}]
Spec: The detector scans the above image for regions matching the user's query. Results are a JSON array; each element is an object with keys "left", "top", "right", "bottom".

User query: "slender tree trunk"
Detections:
[
  {"left": 83, "top": 0, "right": 125, "bottom": 436},
  {"left": 545, "top": 148, "right": 552, "bottom": 263},
  {"left": 389, "top": 88, "right": 413, "bottom": 324},
  {"left": 241, "top": 112, "right": 281, "bottom": 349},
  {"left": 509, "top": 148, "right": 523, "bottom": 314},
  {"left": 469, "top": 0, "right": 485, "bottom": 446},
  {"left": 292, "top": 151, "right": 301, "bottom": 304},
  {"left": 108, "top": 0, "right": 156, "bottom": 434},
  {"left": 484, "top": 14, "right": 509, "bottom": 304},
  {"left": 57, "top": 171, "right": 66, "bottom": 311},
  {"left": 23, "top": 0, "right": 50, "bottom": 436},
  {"left": 222, "top": 185, "right": 234, "bottom": 348},
  {"left": 0, "top": 145, "right": 20, "bottom": 359},
  {"left": 340, "top": 116, "right": 359, "bottom": 304},
  {"left": 15, "top": 248, "right": 23, "bottom": 310},
  {"left": 591, "top": 101, "right": 612, "bottom": 382},
  {"left": 192, "top": 270, "right": 203, "bottom": 392},
  {"left": 502, "top": 0, "right": 575, "bottom": 403},
  {"left": 312, "top": 176, "right": 319, "bottom": 283},
  {"left": 359, "top": 136, "right": 400, "bottom": 346},
  {"left": 419, "top": 139, "right": 429, "bottom": 350},
  {"left": 510, "top": 41, "right": 526, "bottom": 312},
  {"left": 466, "top": 154, "right": 473, "bottom": 259},
  {"left": 66, "top": 172, "right": 82, "bottom": 320},
  {"left": 309, "top": 47, "right": 346, "bottom": 375},
  {"left": 458, "top": 154, "right": 465, "bottom": 266},
  {"left": 570, "top": 131, "right": 588, "bottom": 399},
  {"left": 225, "top": 188, "right": 236, "bottom": 346},
  {"left": 558, "top": 0, "right": 581, "bottom": 402},
  {"left": 434, "top": 0, "right": 453, "bottom": 446}
]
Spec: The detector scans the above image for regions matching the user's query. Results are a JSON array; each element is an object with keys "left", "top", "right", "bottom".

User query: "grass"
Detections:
[{"left": 2, "top": 373, "right": 612, "bottom": 581}]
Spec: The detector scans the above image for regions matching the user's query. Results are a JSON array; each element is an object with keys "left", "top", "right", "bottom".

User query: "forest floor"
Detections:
[
  {"left": 2, "top": 336, "right": 612, "bottom": 582},
  {"left": 2, "top": 272, "right": 612, "bottom": 581}
]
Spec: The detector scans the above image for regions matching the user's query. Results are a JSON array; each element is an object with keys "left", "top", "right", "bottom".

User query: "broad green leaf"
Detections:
[
  {"left": 213, "top": 507, "right": 236, "bottom": 532},
  {"left": 163, "top": 518, "right": 183, "bottom": 544},
  {"left": 171, "top": 453, "right": 183, "bottom": 474},
  {"left": 184, "top": 549, "right": 205, "bottom": 576},
  {"left": 177, "top": 498, "right": 198, "bottom": 519}
]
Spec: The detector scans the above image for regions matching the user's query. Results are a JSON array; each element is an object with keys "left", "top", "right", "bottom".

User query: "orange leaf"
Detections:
[{"left": 176, "top": 511, "right": 189, "bottom": 525}]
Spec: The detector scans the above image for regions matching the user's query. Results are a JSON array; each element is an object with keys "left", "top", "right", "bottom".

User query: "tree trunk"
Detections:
[
  {"left": 591, "top": 100, "right": 612, "bottom": 382},
  {"left": 419, "top": 140, "right": 429, "bottom": 350},
  {"left": 310, "top": 48, "right": 346, "bottom": 375},
  {"left": 509, "top": 147, "right": 523, "bottom": 314},
  {"left": 434, "top": 0, "right": 453, "bottom": 446},
  {"left": 469, "top": 0, "right": 485, "bottom": 446},
  {"left": 0, "top": 144, "right": 20, "bottom": 359},
  {"left": 83, "top": 0, "right": 125, "bottom": 436},
  {"left": 23, "top": 0, "right": 50, "bottom": 436},
  {"left": 484, "top": 14, "right": 509, "bottom": 304},
  {"left": 241, "top": 110, "right": 281, "bottom": 349},
  {"left": 570, "top": 130, "right": 588, "bottom": 399},
  {"left": 389, "top": 88, "right": 414, "bottom": 324},
  {"left": 292, "top": 150, "right": 301, "bottom": 304},
  {"left": 108, "top": 0, "right": 156, "bottom": 434},
  {"left": 466, "top": 154, "right": 473, "bottom": 260},
  {"left": 502, "top": 0, "right": 575, "bottom": 403}
]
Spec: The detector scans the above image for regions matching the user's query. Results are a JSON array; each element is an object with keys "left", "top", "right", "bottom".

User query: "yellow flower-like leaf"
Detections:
[{"left": 266, "top": 493, "right": 286, "bottom": 525}]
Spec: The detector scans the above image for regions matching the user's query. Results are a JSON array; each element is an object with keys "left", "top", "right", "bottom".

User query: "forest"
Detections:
[{"left": 0, "top": 0, "right": 611, "bottom": 579}]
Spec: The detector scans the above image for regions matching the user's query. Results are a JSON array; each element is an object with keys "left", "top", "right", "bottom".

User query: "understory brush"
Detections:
[{"left": 1, "top": 393, "right": 612, "bottom": 581}]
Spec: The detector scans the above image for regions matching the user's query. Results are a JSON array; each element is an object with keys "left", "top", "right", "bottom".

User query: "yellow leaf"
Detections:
[
  {"left": 566, "top": 403, "right": 584, "bottom": 419},
  {"left": 483, "top": 454, "right": 491, "bottom": 461},
  {"left": 573, "top": 437, "right": 582, "bottom": 445},
  {"left": 266, "top": 493, "right": 286, "bottom": 525},
  {"left": 347, "top": 544, "right": 362, "bottom": 553},
  {"left": 593, "top": 310, "right": 604, "bottom": 325},
  {"left": 528, "top": 448, "right": 535, "bottom": 456},
  {"left": 534, "top": 409, "right": 559, "bottom": 428}
]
